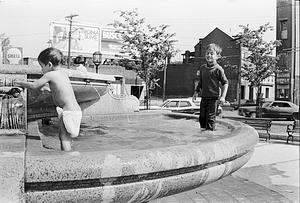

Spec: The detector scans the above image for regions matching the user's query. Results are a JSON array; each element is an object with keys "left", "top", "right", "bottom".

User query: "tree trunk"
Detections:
[
  {"left": 146, "top": 83, "right": 150, "bottom": 109},
  {"left": 256, "top": 85, "right": 263, "bottom": 118}
]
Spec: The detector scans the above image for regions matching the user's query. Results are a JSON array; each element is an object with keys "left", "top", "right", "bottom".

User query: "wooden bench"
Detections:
[
  {"left": 223, "top": 116, "right": 272, "bottom": 141},
  {"left": 286, "top": 112, "right": 300, "bottom": 143}
]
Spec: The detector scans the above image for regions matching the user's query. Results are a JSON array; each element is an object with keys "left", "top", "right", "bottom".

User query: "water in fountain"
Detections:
[{"left": 38, "top": 113, "right": 232, "bottom": 151}]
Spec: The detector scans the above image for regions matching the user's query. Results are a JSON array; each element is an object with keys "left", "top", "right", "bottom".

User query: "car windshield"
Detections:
[
  {"left": 193, "top": 101, "right": 200, "bottom": 106},
  {"left": 262, "top": 102, "right": 271, "bottom": 107},
  {"left": 160, "top": 100, "right": 170, "bottom": 107}
]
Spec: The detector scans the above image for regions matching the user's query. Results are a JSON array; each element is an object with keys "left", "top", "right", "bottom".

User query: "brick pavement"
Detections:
[{"left": 150, "top": 175, "right": 291, "bottom": 203}]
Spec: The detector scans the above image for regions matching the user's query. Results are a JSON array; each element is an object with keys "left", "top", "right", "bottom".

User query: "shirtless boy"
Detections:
[{"left": 15, "top": 47, "right": 82, "bottom": 151}]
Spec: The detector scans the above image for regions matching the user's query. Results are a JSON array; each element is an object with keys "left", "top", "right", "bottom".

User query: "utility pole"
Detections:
[
  {"left": 237, "top": 43, "right": 242, "bottom": 109},
  {"left": 162, "top": 57, "right": 168, "bottom": 101},
  {"left": 65, "top": 14, "right": 78, "bottom": 68}
]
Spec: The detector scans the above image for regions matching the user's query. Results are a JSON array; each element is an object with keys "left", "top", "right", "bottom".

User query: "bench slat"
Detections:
[{"left": 224, "top": 116, "right": 272, "bottom": 140}]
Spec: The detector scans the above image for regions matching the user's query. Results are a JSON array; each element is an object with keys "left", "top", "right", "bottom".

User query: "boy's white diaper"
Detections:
[{"left": 57, "top": 107, "right": 82, "bottom": 138}]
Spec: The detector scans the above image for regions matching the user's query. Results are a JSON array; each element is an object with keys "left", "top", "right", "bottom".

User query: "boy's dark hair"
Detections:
[
  {"left": 38, "top": 47, "right": 63, "bottom": 67},
  {"left": 74, "top": 55, "right": 86, "bottom": 65},
  {"left": 206, "top": 43, "right": 222, "bottom": 57}
]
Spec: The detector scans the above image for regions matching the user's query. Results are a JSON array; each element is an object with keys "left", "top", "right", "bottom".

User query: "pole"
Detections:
[
  {"left": 0, "top": 45, "right": 2, "bottom": 65},
  {"left": 96, "top": 64, "right": 99, "bottom": 74},
  {"left": 237, "top": 44, "right": 242, "bottom": 108},
  {"left": 65, "top": 14, "right": 78, "bottom": 69},
  {"left": 163, "top": 57, "right": 168, "bottom": 101}
]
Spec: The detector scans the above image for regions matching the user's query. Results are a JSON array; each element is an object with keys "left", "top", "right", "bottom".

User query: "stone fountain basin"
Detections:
[{"left": 25, "top": 112, "right": 258, "bottom": 203}]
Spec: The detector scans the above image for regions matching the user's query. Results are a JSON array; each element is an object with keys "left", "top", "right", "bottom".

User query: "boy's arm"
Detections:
[
  {"left": 195, "top": 69, "right": 202, "bottom": 94},
  {"left": 218, "top": 67, "right": 228, "bottom": 103},
  {"left": 14, "top": 74, "right": 51, "bottom": 90},
  {"left": 220, "top": 83, "right": 228, "bottom": 103}
]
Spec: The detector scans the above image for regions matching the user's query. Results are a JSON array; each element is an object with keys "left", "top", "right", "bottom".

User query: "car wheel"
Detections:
[{"left": 250, "top": 112, "right": 256, "bottom": 118}]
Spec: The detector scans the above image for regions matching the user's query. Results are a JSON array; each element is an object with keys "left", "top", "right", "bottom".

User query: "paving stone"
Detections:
[{"left": 151, "top": 175, "right": 292, "bottom": 203}]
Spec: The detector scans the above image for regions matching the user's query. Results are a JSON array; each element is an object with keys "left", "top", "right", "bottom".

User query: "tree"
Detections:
[
  {"left": 234, "top": 23, "right": 281, "bottom": 117},
  {"left": 0, "top": 33, "right": 10, "bottom": 49},
  {"left": 110, "top": 9, "right": 177, "bottom": 109},
  {"left": 0, "top": 33, "right": 10, "bottom": 64}
]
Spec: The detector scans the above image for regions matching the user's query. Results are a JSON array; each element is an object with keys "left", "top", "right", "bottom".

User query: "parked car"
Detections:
[
  {"left": 140, "top": 98, "right": 223, "bottom": 115},
  {"left": 162, "top": 98, "right": 223, "bottom": 115},
  {"left": 230, "top": 99, "right": 256, "bottom": 110},
  {"left": 238, "top": 100, "right": 299, "bottom": 120}
]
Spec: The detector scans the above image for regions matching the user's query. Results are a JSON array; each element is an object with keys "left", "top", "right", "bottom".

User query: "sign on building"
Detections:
[
  {"left": 101, "top": 27, "right": 125, "bottom": 58},
  {"left": 3, "top": 47, "right": 23, "bottom": 65},
  {"left": 49, "top": 22, "right": 127, "bottom": 59},
  {"left": 50, "top": 22, "right": 101, "bottom": 55},
  {"left": 50, "top": 22, "right": 124, "bottom": 58}
]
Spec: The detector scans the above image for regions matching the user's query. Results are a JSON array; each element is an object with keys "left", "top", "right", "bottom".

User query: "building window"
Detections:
[
  {"left": 277, "top": 89, "right": 289, "bottom": 99},
  {"left": 280, "top": 20, "right": 288, "bottom": 39},
  {"left": 241, "top": 85, "right": 245, "bottom": 99},
  {"left": 265, "top": 88, "right": 269, "bottom": 98},
  {"left": 249, "top": 86, "right": 254, "bottom": 101},
  {"left": 280, "top": 20, "right": 288, "bottom": 31}
]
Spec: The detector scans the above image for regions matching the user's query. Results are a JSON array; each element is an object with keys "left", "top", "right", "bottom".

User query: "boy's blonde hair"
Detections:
[{"left": 206, "top": 43, "right": 222, "bottom": 57}]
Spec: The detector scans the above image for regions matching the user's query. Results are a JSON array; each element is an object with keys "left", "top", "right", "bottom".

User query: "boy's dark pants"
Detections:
[{"left": 199, "top": 97, "right": 219, "bottom": 131}]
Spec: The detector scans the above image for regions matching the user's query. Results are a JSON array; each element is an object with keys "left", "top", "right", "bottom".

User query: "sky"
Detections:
[{"left": 0, "top": 0, "right": 277, "bottom": 60}]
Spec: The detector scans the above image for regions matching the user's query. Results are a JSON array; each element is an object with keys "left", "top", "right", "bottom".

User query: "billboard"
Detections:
[
  {"left": 50, "top": 22, "right": 101, "bottom": 55},
  {"left": 50, "top": 22, "right": 126, "bottom": 58},
  {"left": 101, "top": 27, "right": 125, "bottom": 57}
]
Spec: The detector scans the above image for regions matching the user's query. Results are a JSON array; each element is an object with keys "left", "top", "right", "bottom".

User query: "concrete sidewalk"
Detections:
[
  {"left": 233, "top": 142, "right": 299, "bottom": 201},
  {"left": 151, "top": 142, "right": 299, "bottom": 203}
]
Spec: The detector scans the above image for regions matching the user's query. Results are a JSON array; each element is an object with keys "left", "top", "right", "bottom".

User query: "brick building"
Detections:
[
  {"left": 276, "top": 0, "right": 299, "bottom": 105},
  {"left": 155, "top": 63, "right": 199, "bottom": 98}
]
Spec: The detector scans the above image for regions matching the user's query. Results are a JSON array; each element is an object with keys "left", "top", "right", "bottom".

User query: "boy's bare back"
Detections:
[{"left": 44, "top": 69, "right": 80, "bottom": 111}]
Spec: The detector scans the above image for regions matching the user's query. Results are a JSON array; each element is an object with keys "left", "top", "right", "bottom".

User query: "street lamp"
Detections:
[{"left": 93, "top": 51, "right": 102, "bottom": 73}]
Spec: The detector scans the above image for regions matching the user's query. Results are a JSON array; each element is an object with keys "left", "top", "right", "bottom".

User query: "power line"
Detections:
[{"left": 9, "top": 33, "right": 48, "bottom": 37}]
